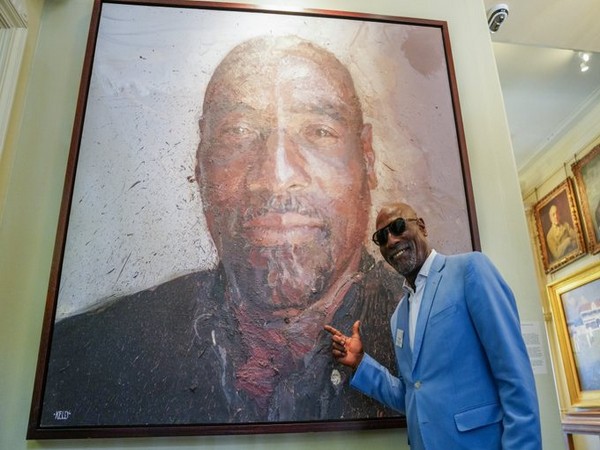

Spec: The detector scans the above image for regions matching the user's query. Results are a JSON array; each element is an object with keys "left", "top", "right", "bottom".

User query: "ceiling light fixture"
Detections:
[{"left": 578, "top": 52, "right": 591, "bottom": 72}]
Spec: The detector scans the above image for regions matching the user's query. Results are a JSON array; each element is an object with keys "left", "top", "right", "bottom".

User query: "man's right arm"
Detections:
[{"left": 350, "top": 353, "right": 406, "bottom": 413}]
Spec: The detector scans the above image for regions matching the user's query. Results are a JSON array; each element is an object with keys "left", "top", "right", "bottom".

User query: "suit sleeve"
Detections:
[
  {"left": 465, "top": 253, "right": 541, "bottom": 450},
  {"left": 349, "top": 353, "right": 406, "bottom": 413}
]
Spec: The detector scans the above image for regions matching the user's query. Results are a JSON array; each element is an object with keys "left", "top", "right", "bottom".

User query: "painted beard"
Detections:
[
  {"left": 217, "top": 193, "right": 335, "bottom": 310},
  {"left": 218, "top": 236, "right": 334, "bottom": 311},
  {"left": 246, "top": 238, "right": 333, "bottom": 309}
]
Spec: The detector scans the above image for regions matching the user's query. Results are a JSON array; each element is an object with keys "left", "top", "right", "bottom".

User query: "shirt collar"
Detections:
[
  {"left": 419, "top": 248, "right": 437, "bottom": 278},
  {"left": 401, "top": 249, "right": 437, "bottom": 294}
]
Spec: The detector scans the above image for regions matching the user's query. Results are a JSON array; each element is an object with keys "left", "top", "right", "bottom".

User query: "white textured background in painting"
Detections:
[{"left": 57, "top": 3, "right": 470, "bottom": 318}]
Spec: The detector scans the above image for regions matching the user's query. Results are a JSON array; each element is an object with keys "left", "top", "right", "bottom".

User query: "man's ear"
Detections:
[{"left": 360, "top": 123, "right": 377, "bottom": 190}]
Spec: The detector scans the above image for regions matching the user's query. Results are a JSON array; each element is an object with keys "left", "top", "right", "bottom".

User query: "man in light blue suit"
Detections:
[{"left": 325, "top": 202, "right": 541, "bottom": 449}]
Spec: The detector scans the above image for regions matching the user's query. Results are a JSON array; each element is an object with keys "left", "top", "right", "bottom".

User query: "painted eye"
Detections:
[
  {"left": 224, "top": 125, "right": 253, "bottom": 136},
  {"left": 215, "top": 124, "right": 261, "bottom": 148},
  {"left": 208, "top": 121, "right": 261, "bottom": 163},
  {"left": 314, "top": 127, "right": 334, "bottom": 137},
  {"left": 304, "top": 125, "right": 339, "bottom": 141}
]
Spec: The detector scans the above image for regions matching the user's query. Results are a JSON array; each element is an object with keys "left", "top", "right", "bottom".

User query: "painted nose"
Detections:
[{"left": 248, "top": 128, "right": 311, "bottom": 193}]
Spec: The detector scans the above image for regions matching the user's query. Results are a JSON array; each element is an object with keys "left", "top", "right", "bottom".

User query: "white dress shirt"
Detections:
[{"left": 402, "top": 249, "right": 437, "bottom": 351}]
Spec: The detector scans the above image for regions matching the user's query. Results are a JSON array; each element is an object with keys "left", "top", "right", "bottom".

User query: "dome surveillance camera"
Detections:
[{"left": 487, "top": 3, "right": 509, "bottom": 33}]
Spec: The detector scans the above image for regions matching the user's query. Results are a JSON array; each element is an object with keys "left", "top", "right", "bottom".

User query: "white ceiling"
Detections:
[{"left": 483, "top": 0, "right": 600, "bottom": 172}]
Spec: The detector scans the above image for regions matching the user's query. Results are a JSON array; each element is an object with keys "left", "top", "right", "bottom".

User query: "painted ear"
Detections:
[
  {"left": 194, "top": 146, "right": 202, "bottom": 183},
  {"left": 360, "top": 123, "right": 377, "bottom": 190},
  {"left": 417, "top": 217, "right": 428, "bottom": 236},
  {"left": 196, "top": 117, "right": 208, "bottom": 181}
]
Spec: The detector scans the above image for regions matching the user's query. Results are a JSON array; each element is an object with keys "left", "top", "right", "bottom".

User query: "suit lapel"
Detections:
[{"left": 411, "top": 254, "right": 445, "bottom": 370}]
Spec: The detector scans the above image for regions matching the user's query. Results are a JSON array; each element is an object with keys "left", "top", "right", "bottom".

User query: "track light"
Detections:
[{"left": 578, "top": 52, "right": 591, "bottom": 73}]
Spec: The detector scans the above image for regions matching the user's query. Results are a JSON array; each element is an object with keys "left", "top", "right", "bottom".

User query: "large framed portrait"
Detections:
[
  {"left": 547, "top": 262, "right": 600, "bottom": 409},
  {"left": 28, "top": 0, "right": 479, "bottom": 439},
  {"left": 572, "top": 143, "right": 600, "bottom": 255},
  {"left": 533, "top": 178, "right": 586, "bottom": 273}
]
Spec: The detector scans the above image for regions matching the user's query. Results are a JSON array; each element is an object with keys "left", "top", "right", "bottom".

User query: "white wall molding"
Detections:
[
  {"left": 0, "top": 28, "right": 27, "bottom": 156},
  {"left": 0, "top": 0, "right": 27, "bottom": 162},
  {"left": 0, "top": 0, "right": 27, "bottom": 27}
]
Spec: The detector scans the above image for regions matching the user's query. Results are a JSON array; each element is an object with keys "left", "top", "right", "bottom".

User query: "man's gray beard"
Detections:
[
  {"left": 224, "top": 240, "right": 334, "bottom": 311},
  {"left": 389, "top": 247, "right": 418, "bottom": 278}
]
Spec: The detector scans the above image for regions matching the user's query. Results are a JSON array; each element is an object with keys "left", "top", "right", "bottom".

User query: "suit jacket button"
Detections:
[{"left": 414, "top": 381, "right": 421, "bottom": 389}]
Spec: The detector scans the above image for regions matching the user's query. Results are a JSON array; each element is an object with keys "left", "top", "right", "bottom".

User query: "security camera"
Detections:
[{"left": 487, "top": 3, "right": 509, "bottom": 33}]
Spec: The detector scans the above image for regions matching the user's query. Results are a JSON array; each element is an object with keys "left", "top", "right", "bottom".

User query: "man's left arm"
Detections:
[{"left": 465, "top": 252, "right": 542, "bottom": 450}]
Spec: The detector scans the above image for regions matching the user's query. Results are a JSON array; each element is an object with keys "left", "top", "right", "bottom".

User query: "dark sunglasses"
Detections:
[{"left": 372, "top": 217, "right": 419, "bottom": 246}]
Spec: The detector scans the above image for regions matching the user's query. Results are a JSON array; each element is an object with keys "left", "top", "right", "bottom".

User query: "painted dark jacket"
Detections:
[{"left": 41, "top": 253, "right": 403, "bottom": 427}]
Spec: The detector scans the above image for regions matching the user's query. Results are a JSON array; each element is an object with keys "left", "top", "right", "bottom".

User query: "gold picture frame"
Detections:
[
  {"left": 533, "top": 178, "right": 586, "bottom": 273},
  {"left": 547, "top": 261, "right": 600, "bottom": 408},
  {"left": 572, "top": 143, "right": 600, "bottom": 255}
]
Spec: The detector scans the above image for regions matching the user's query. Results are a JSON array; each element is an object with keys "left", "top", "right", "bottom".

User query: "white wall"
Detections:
[{"left": 0, "top": 0, "right": 565, "bottom": 449}]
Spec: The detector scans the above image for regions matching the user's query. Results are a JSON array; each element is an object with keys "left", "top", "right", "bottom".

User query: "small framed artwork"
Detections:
[
  {"left": 533, "top": 178, "right": 586, "bottom": 273},
  {"left": 572, "top": 143, "right": 600, "bottom": 254},
  {"left": 547, "top": 262, "right": 600, "bottom": 409},
  {"left": 28, "top": 0, "right": 479, "bottom": 440}
]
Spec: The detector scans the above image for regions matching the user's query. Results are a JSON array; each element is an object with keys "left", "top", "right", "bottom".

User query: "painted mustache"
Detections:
[{"left": 242, "top": 194, "right": 327, "bottom": 227}]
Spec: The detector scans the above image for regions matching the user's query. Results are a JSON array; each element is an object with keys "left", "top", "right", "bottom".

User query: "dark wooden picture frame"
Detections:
[
  {"left": 572, "top": 143, "right": 600, "bottom": 254},
  {"left": 533, "top": 178, "right": 586, "bottom": 273},
  {"left": 28, "top": 0, "right": 479, "bottom": 439}
]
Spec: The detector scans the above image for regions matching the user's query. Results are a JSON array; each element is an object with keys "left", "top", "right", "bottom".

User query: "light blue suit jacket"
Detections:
[{"left": 351, "top": 252, "right": 541, "bottom": 450}]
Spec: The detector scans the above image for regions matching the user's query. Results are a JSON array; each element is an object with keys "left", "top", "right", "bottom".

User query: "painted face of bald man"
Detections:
[{"left": 196, "top": 36, "right": 376, "bottom": 310}]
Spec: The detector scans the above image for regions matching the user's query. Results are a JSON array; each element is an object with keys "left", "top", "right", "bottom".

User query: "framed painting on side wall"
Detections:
[
  {"left": 572, "top": 143, "right": 600, "bottom": 254},
  {"left": 533, "top": 178, "right": 586, "bottom": 273},
  {"left": 27, "top": 0, "right": 479, "bottom": 439},
  {"left": 547, "top": 261, "right": 600, "bottom": 409}
]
